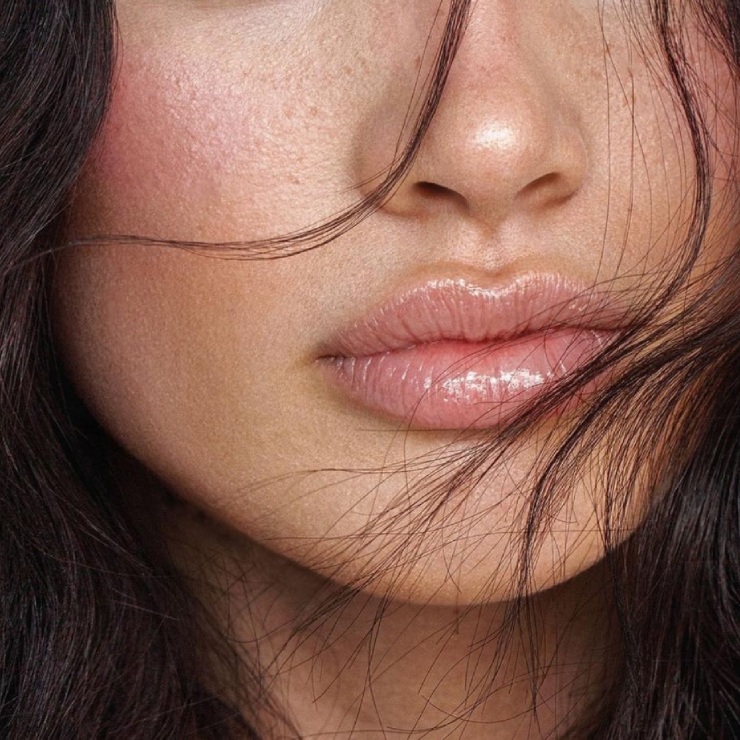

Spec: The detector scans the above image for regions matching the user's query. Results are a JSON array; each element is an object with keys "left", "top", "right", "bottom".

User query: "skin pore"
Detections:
[{"left": 51, "top": 1, "right": 738, "bottom": 737}]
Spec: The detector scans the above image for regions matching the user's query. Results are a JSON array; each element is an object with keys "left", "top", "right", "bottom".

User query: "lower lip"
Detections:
[{"left": 320, "top": 329, "right": 610, "bottom": 430}]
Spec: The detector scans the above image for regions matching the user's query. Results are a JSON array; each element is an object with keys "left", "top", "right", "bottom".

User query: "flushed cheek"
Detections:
[{"left": 75, "top": 44, "right": 354, "bottom": 245}]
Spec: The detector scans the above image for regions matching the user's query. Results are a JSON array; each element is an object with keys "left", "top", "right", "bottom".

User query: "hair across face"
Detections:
[{"left": 52, "top": 0, "right": 740, "bottom": 606}]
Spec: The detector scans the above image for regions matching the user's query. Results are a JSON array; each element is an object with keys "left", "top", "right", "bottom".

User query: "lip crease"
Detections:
[{"left": 318, "top": 273, "right": 624, "bottom": 430}]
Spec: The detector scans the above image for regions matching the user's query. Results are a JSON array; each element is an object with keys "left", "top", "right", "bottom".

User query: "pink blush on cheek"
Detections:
[{"left": 75, "top": 50, "right": 271, "bottom": 242}]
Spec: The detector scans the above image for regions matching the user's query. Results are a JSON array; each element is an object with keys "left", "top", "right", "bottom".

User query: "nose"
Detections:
[{"left": 358, "top": 5, "right": 588, "bottom": 229}]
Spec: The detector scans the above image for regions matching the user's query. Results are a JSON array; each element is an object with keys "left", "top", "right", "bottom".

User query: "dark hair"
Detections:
[
  {"left": 0, "top": 2, "right": 252, "bottom": 736},
  {"left": 1, "top": 1, "right": 738, "bottom": 737}
]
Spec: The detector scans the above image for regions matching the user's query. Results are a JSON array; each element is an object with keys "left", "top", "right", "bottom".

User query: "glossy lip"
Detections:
[
  {"left": 320, "top": 274, "right": 624, "bottom": 358},
  {"left": 317, "top": 273, "right": 624, "bottom": 430}
]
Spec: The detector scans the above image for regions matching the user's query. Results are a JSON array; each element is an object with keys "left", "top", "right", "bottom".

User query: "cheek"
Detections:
[
  {"left": 77, "top": 41, "right": 351, "bottom": 247},
  {"left": 83, "top": 65, "right": 273, "bottom": 243},
  {"left": 52, "top": 245, "right": 325, "bottom": 497}
]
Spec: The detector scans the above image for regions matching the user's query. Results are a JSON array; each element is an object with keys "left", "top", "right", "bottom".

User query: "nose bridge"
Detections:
[
  {"left": 457, "top": 4, "right": 554, "bottom": 148},
  {"left": 381, "top": 2, "right": 588, "bottom": 224}
]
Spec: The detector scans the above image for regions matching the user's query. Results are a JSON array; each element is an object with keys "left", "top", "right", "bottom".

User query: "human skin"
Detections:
[{"left": 52, "top": 1, "right": 738, "bottom": 736}]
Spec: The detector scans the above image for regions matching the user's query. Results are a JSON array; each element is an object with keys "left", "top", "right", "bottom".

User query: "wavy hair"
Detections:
[{"left": 0, "top": 0, "right": 738, "bottom": 737}]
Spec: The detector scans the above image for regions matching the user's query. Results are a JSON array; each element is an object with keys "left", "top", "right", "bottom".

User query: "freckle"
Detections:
[{"left": 308, "top": 106, "right": 319, "bottom": 118}]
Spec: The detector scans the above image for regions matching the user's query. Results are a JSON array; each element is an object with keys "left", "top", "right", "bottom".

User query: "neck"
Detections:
[{"left": 165, "top": 499, "right": 617, "bottom": 739}]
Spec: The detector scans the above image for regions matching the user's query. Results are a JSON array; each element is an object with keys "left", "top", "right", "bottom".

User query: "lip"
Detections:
[{"left": 318, "top": 274, "right": 623, "bottom": 430}]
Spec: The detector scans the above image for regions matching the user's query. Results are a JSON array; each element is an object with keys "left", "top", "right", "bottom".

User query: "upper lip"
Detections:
[{"left": 321, "top": 273, "right": 627, "bottom": 358}]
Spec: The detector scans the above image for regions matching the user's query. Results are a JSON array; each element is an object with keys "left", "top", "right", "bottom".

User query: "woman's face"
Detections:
[{"left": 54, "top": 1, "right": 738, "bottom": 603}]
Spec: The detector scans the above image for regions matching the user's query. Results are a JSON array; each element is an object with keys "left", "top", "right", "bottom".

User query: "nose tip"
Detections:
[
  {"left": 380, "top": 80, "right": 588, "bottom": 225},
  {"left": 475, "top": 110, "right": 586, "bottom": 202},
  {"left": 487, "top": 111, "right": 589, "bottom": 209},
  {"left": 357, "top": 9, "right": 590, "bottom": 230}
]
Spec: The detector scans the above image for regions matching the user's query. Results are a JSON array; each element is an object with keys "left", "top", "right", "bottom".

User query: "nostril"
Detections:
[
  {"left": 414, "top": 181, "right": 469, "bottom": 211},
  {"left": 417, "top": 181, "right": 455, "bottom": 197},
  {"left": 518, "top": 171, "right": 576, "bottom": 206}
]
